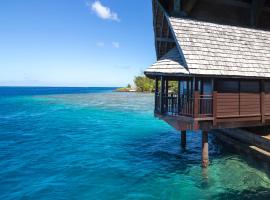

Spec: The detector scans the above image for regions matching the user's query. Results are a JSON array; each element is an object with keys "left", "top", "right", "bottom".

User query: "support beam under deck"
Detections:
[
  {"left": 160, "top": 76, "right": 165, "bottom": 114},
  {"left": 202, "top": 131, "right": 209, "bottom": 168},
  {"left": 155, "top": 77, "right": 159, "bottom": 113},
  {"left": 181, "top": 130, "right": 187, "bottom": 148}
]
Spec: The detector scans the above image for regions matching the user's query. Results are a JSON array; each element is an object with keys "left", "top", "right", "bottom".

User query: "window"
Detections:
[
  {"left": 202, "top": 79, "right": 213, "bottom": 95},
  {"left": 265, "top": 81, "right": 270, "bottom": 93},
  {"left": 240, "top": 81, "right": 259, "bottom": 93},
  {"left": 216, "top": 80, "right": 239, "bottom": 93}
]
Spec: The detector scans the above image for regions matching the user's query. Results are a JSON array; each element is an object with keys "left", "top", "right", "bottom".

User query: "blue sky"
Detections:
[{"left": 0, "top": 0, "right": 155, "bottom": 87}]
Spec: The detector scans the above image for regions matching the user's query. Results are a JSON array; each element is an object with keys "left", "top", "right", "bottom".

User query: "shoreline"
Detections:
[{"left": 114, "top": 88, "right": 153, "bottom": 93}]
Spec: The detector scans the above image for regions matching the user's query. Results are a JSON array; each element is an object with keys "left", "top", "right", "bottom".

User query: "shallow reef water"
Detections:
[{"left": 0, "top": 88, "right": 270, "bottom": 200}]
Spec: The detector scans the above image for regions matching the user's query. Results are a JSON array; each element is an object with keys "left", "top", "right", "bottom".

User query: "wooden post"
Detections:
[
  {"left": 202, "top": 131, "right": 209, "bottom": 168},
  {"left": 251, "top": 0, "right": 265, "bottom": 27},
  {"left": 191, "top": 78, "right": 194, "bottom": 97},
  {"left": 238, "top": 80, "right": 241, "bottom": 116},
  {"left": 173, "top": 0, "right": 181, "bottom": 13},
  {"left": 261, "top": 80, "right": 265, "bottom": 123},
  {"left": 194, "top": 77, "right": 199, "bottom": 91},
  {"left": 178, "top": 80, "right": 181, "bottom": 114},
  {"left": 155, "top": 77, "right": 159, "bottom": 113},
  {"left": 194, "top": 91, "right": 199, "bottom": 118},
  {"left": 187, "top": 79, "right": 190, "bottom": 96},
  {"left": 181, "top": 130, "right": 186, "bottom": 148},
  {"left": 160, "top": 76, "right": 165, "bottom": 114},
  {"left": 165, "top": 79, "right": 169, "bottom": 113},
  {"left": 200, "top": 78, "right": 204, "bottom": 95},
  {"left": 194, "top": 77, "right": 199, "bottom": 118},
  {"left": 213, "top": 91, "right": 218, "bottom": 126}
]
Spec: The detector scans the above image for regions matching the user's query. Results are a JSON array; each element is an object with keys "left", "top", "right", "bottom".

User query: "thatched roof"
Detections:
[{"left": 145, "top": 16, "right": 270, "bottom": 78}]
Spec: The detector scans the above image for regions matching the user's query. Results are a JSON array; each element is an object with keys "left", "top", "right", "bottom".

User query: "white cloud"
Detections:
[
  {"left": 90, "top": 1, "right": 120, "bottom": 21},
  {"left": 96, "top": 42, "right": 105, "bottom": 47},
  {"left": 112, "top": 42, "right": 120, "bottom": 48}
]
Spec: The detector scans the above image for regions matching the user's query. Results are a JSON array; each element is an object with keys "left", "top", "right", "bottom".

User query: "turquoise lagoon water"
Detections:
[{"left": 0, "top": 87, "right": 270, "bottom": 200}]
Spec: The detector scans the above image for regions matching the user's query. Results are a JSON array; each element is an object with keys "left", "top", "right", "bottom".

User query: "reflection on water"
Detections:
[{"left": 0, "top": 91, "right": 270, "bottom": 199}]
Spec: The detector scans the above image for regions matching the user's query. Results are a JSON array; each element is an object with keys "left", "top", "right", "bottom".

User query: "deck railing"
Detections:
[
  {"left": 178, "top": 94, "right": 194, "bottom": 116},
  {"left": 167, "top": 93, "right": 179, "bottom": 115},
  {"left": 155, "top": 92, "right": 213, "bottom": 118},
  {"left": 155, "top": 92, "right": 161, "bottom": 113},
  {"left": 198, "top": 95, "right": 213, "bottom": 117}
]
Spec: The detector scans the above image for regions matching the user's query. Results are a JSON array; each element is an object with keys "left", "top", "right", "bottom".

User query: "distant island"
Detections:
[
  {"left": 115, "top": 75, "right": 154, "bottom": 92},
  {"left": 115, "top": 75, "right": 178, "bottom": 93}
]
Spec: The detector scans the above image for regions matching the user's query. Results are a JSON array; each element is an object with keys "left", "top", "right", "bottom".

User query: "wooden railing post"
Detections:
[
  {"left": 178, "top": 80, "right": 181, "bottom": 115},
  {"left": 261, "top": 80, "right": 265, "bottom": 123},
  {"left": 165, "top": 79, "right": 169, "bottom": 113},
  {"left": 170, "top": 93, "right": 173, "bottom": 113},
  {"left": 213, "top": 91, "right": 218, "bottom": 126},
  {"left": 181, "top": 130, "right": 187, "bottom": 148},
  {"left": 154, "top": 77, "right": 159, "bottom": 113},
  {"left": 160, "top": 76, "right": 165, "bottom": 114},
  {"left": 194, "top": 91, "right": 199, "bottom": 118}
]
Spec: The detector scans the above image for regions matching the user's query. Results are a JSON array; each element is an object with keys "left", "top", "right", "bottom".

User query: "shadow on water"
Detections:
[
  {"left": 211, "top": 131, "right": 270, "bottom": 177},
  {"left": 122, "top": 128, "right": 270, "bottom": 198},
  {"left": 121, "top": 129, "right": 232, "bottom": 181},
  {"left": 123, "top": 130, "right": 201, "bottom": 172}
]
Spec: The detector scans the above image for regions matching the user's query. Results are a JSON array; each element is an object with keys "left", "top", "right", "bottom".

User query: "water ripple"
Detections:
[{"left": 0, "top": 91, "right": 270, "bottom": 199}]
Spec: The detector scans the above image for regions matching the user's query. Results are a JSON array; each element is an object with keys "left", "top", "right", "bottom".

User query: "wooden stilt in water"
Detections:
[
  {"left": 202, "top": 131, "right": 209, "bottom": 168},
  {"left": 181, "top": 131, "right": 186, "bottom": 148}
]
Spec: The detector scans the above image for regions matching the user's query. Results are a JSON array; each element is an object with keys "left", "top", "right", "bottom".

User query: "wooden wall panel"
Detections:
[
  {"left": 265, "top": 94, "right": 270, "bottom": 115},
  {"left": 216, "top": 93, "right": 239, "bottom": 117},
  {"left": 215, "top": 80, "right": 264, "bottom": 119},
  {"left": 240, "top": 93, "right": 261, "bottom": 115}
]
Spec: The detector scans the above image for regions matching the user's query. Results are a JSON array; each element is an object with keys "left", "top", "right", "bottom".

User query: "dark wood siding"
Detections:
[
  {"left": 264, "top": 94, "right": 270, "bottom": 115},
  {"left": 239, "top": 93, "right": 261, "bottom": 115},
  {"left": 239, "top": 81, "right": 260, "bottom": 116},
  {"left": 216, "top": 93, "right": 239, "bottom": 117},
  {"left": 216, "top": 80, "right": 261, "bottom": 118},
  {"left": 216, "top": 80, "right": 239, "bottom": 117},
  {"left": 265, "top": 81, "right": 270, "bottom": 115}
]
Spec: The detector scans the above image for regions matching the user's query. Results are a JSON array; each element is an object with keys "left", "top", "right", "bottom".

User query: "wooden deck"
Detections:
[{"left": 155, "top": 81, "right": 270, "bottom": 131}]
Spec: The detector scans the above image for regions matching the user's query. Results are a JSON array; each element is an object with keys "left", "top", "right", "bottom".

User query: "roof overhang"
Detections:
[{"left": 145, "top": 5, "right": 270, "bottom": 79}]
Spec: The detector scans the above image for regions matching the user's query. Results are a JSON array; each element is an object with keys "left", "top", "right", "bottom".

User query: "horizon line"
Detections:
[{"left": 0, "top": 86, "right": 121, "bottom": 88}]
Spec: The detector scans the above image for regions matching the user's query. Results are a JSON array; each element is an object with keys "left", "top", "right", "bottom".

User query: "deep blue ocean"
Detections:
[{"left": 0, "top": 87, "right": 270, "bottom": 200}]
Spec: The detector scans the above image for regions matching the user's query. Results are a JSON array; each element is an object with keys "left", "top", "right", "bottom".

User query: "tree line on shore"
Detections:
[{"left": 116, "top": 75, "right": 177, "bottom": 93}]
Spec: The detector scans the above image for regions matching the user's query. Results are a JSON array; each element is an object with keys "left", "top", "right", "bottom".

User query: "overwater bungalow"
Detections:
[{"left": 145, "top": 0, "right": 270, "bottom": 167}]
